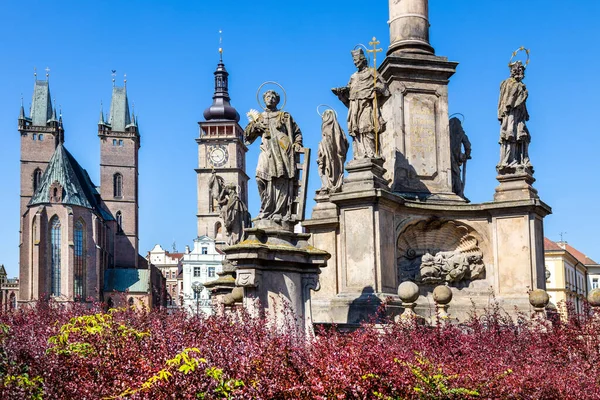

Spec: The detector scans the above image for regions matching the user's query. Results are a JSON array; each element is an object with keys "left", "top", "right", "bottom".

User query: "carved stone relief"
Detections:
[{"left": 397, "top": 219, "right": 485, "bottom": 284}]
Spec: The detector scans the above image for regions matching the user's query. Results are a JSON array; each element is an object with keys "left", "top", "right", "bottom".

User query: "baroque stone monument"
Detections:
[
  {"left": 304, "top": 0, "right": 551, "bottom": 323},
  {"left": 218, "top": 88, "right": 329, "bottom": 334}
]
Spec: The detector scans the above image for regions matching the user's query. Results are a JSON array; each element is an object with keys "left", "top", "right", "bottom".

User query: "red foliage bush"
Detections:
[{"left": 0, "top": 300, "right": 599, "bottom": 399}]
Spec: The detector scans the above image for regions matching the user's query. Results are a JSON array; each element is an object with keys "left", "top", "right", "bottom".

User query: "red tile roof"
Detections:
[{"left": 544, "top": 237, "right": 597, "bottom": 265}]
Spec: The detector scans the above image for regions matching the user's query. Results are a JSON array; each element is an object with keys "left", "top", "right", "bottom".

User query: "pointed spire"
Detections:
[
  {"left": 30, "top": 79, "right": 53, "bottom": 126},
  {"left": 19, "top": 95, "right": 25, "bottom": 120},
  {"left": 99, "top": 101, "right": 105, "bottom": 124},
  {"left": 109, "top": 81, "right": 131, "bottom": 131}
]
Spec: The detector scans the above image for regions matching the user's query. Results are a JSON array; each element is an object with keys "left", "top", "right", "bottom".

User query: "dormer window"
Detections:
[{"left": 49, "top": 181, "right": 63, "bottom": 203}]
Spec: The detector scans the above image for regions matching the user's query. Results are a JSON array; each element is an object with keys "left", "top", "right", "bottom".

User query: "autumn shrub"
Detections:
[{"left": 0, "top": 299, "right": 599, "bottom": 399}]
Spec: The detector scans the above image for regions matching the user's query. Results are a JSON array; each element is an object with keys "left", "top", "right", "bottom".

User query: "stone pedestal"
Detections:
[
  {"left": 494, "top": 173, "right": 538, "bottom": 202},
  {"left": 224, "top": 227, "right": 329, "bottom": 335},
  {"left": 204, "top": 260, "right": 243, "bottom": 316},
  {"left": 379, "top": 53, "right": 461, "bottom": 200}
]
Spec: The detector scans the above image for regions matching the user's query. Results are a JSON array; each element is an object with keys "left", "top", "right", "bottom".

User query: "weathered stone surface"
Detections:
[
  {"left": 224, "top": 227, "right": 329, "bottom": 335},
  {"left": 398, "top": 281, "right": 419, "bottom": 303},
  {"left": 317, "top": 110, "right": 348, "bottom": 194},
  {"left": 588, "top": 288, "right": 600, "bottom": 307},
  {"left": 433, "top": 285, "right": 452, "bottom": 305},
  {"left": 529, "top": 289, "right": 549, "bottom": 308}
]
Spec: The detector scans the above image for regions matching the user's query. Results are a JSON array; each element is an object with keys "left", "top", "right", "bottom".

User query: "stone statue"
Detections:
[
  {"left": 332, "top": 48, "right": 389, "bottom": 159},
  {"left": 449, "top": 117, "right": 471, "bottom": 197},
  {"left": 317, "top": 109, "right": 349, "bottom": 194},
  {"left": 497, "top": 61, "right": 532, "bottom": 175},
  {"left": 244, "top": 90, "right": 303, "bottom": 223},
  {"left": 209, "top": 172, "right": 251, "bottom": 245}
]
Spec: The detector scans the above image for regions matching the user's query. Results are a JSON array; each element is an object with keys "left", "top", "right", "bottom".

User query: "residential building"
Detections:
[
  {"left": 181, "top": 236, "right": 224, "bottom": 314},
  {"left": 0, "top": 265, "right": 19, "bottom": 311},
  {"left": 147, "top": 244, "right": 184, "bottom": 308},
  {"left": 544, "top": 237, "right": 597, "bottom": 314}
]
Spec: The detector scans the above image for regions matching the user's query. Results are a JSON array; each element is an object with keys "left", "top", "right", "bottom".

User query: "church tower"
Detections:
[
  {"left": 18, "top": 75, "right": 64, "bottom": 219},
  {"left": 98, "top": 80, "right": 140, "bottom": 267},
  {"left": 196, "top": 52, "right": 248, "bottom": 241}
]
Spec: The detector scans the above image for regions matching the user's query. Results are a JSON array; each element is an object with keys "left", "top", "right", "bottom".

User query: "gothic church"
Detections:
[{"left": 18, "top": 77, "right": 160, "bottom": 305}]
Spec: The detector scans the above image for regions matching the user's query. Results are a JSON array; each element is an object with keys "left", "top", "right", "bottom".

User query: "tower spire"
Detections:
[
  {"left": 202, "top": 46, "right": 240, "bottom": 122},
  {"left": 19, "top": 95, "right": 25, "bottom": 120},
  {"left": 99, "top": 101, "right": 105, "bottom": 124}
]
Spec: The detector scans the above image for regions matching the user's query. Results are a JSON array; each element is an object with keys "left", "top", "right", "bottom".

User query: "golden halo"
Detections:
[
  {"left": 316, "top": 104, "right": 338, "bottom": 119},
  {"left": 353, "top": 43, "right": 371, "bottom": 67},
  {"left": 509, "top": 46, "right": 530, "bottom": 67},
  {"left": 256, "top": 81, "right": 287, "bottom": 112}
]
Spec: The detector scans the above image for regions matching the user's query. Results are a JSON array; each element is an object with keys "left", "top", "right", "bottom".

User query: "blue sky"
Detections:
[{"left": 1, "top": 0, "right": 598, "bottom": 277}]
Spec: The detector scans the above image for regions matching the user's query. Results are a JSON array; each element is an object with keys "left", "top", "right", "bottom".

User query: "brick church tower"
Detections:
[
  {"left": 196, "top": 53, "right": 248, "bottom": 241},
  {"left": 98, "top": 81, "right": 140, "bottom": 268},
  {"left": 18, "top": 77, "right": 64, "bottom": 220}
]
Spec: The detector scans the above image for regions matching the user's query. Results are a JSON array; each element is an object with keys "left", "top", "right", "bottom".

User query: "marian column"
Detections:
[
  {"left": 388, "top": 0, "right": 434, "bottom": 55},
  {"left": 379, "top": 0, "right": 460, "bottom": 200}
]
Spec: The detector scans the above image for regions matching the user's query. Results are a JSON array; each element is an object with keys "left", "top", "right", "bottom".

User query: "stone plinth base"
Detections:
[
  {"left": 494, "top": 173, "right": 538, "bottom": 202},
  {"left": 343, "top": 158, "right": 389, "bottom": 192},
  {"left": 205, "top": 260, "right": 242, "bottom": 315},
  {"left": 224, "top": 227, "right": 330, "bottom": 335}
]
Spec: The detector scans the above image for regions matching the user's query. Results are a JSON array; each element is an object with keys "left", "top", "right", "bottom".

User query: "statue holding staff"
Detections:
[{"left": 332, "top": 45, "right": 389, "bottom": 159}]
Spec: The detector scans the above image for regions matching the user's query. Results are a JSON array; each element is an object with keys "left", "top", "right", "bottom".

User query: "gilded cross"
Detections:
[{"left": 367, "top": 37, "right": 383, "bottom": 155}]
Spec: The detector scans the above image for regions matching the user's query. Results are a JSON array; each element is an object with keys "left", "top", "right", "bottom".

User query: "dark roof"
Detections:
[
  {"left": 203, "top": 61, "right": 240, "bottom": 122},
  {"left": 29, "top": 144, "right": 113, "bottom": 220}
]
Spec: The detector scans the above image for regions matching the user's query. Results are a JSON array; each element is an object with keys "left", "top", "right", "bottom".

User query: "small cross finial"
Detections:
[
  {"left": 45, "top": 67, "right": 50, "bottom": 80},
  {"left": 218, "top": 29, "right": 223, "bottom": 61},
  {"left": 111, "top": 69, "right": 116, "bottom": 86},
  {"left": 559, "top": 231, "right": 567, "bottom": 243},
  {"left": 124, "top": 73, "right": 127, "bottom": 87},
  {"left": 20, "top": 94, "right": 23, "bottom": 106},
  {"left": 33, "top": 67, "right": 37, "bottom": 79}
]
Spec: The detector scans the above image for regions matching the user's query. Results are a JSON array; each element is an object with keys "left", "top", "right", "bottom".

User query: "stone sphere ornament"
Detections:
[
  {"left": 529, "top": 289, "right": 550, "bottom": 309},
  {"left": 588, "top": 288, "right": 600, "bottom": 308},
  {"left": 433, "top": 285, "right": 453, "bottom": 305},
  {"left": 398, "top": 281, "right": 420, "bottom": 303}
]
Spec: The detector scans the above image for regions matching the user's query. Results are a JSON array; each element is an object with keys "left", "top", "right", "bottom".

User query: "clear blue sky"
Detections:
[{"left": 1, "top": 1, "right": 598, "bottom": 278}]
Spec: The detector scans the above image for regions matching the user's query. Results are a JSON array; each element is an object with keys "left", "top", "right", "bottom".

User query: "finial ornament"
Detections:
[
  {"left": 111, "top": 69, "right": 116, "bottom": 86},
  {"left": 509, "top": 47, "right": 530, "bottom": 67},
  {"left": 45, "top": 67, "right": 50, "bottom": 80},
  {"left": 219, "top": 29, "right": 223, "bottom": 60},
  {"left": 33, "top": 67, "right": 37, "bottom": 79},
  {"left": 124, "top": 73, "right": 127, "bottom": 87}
]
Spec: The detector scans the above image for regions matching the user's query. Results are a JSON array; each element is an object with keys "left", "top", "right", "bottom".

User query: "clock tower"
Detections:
[{"left": 196, "top": 53, "right": 249, "bottom": 241}]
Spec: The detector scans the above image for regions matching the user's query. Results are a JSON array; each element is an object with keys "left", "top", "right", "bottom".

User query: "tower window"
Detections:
[
  {"left": 113, "top": 173, "right": 123, "bottom": 198},
  {"left": 113, "top": 139, "right": 117, "bottom": 146},
  {"left": 33, "top": 169, "right": 42, "bottom": 193},
  {"left": 39, "top": 134, "right": 44, "bottom": 141},
  {"left": 116, "top": 211, "right": 123, "bottom": 232},
  {"left": 50, "top": 216, "right": 61, "bottom": 296},
  {"left": 32, "top": 134, "right": 37, "bottom": 141},
  {"left": 119, "top": 140, "right": 124, "bottom": 146},
  {"left": 74, "top": 220, "right": 86, "bottom": 300}
]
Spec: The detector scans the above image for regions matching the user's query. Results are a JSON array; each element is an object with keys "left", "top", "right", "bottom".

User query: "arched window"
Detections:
[
  {"left": 74, "top": 220, "right": 86, "bottom": 300},
  {"left": 113, "top": 173, "right": 123, "bottom": 198},
  {"left": 116, "top": 211, "right": 123, "bottom": 232},
  {"left": 33, "top": 169, "right": 42, "bottom": 193},
  {"left": 50, "top": 216, "right": 61, "bottom": 296},
  {"left": 215, "top": 222, "right": 223, "bottom": 239}
]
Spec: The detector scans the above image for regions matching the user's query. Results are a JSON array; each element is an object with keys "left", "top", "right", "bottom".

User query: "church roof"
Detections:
[
  {"left": 0, "top": 265, "right": 6, "bottom": 277},
  {"left": 29, "top": 144, "right": 113, "bottom": 220},
  {"left": 104, "top": 268, "right": 150, "bottom": 293}
]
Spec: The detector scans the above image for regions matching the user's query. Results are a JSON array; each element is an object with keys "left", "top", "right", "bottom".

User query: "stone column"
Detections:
[{"left": 388, "top": 0, "right": 434, "bottom": 55}]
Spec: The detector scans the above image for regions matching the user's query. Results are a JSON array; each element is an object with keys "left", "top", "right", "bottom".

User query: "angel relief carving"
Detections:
[{"left": 397, "top": 219, "right": 486, "bottom": 284}]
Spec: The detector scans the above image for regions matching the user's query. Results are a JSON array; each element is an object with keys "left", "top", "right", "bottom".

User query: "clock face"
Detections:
[{"left": 208, "top": 145, "right": 229, "bottom": 168}]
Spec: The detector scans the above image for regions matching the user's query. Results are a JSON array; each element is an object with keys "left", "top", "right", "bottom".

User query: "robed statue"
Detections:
[
  {"left": 449, "top": 117, "right": 471, "bottom": 197},
  {"left": 497, "top": 60, "right": 532, "bottom": 174},
  {"left": 332, "top": 48, "right": 389, "bottom": 159},
  {"left": 244, "top": 90, "right": 303, "bottom": 223},
  {"left": 317, "top": 109, "right": 349, "bottom": 194},
  {"left": 209, "top": 173, "right": 251, "bottom": 245}
]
